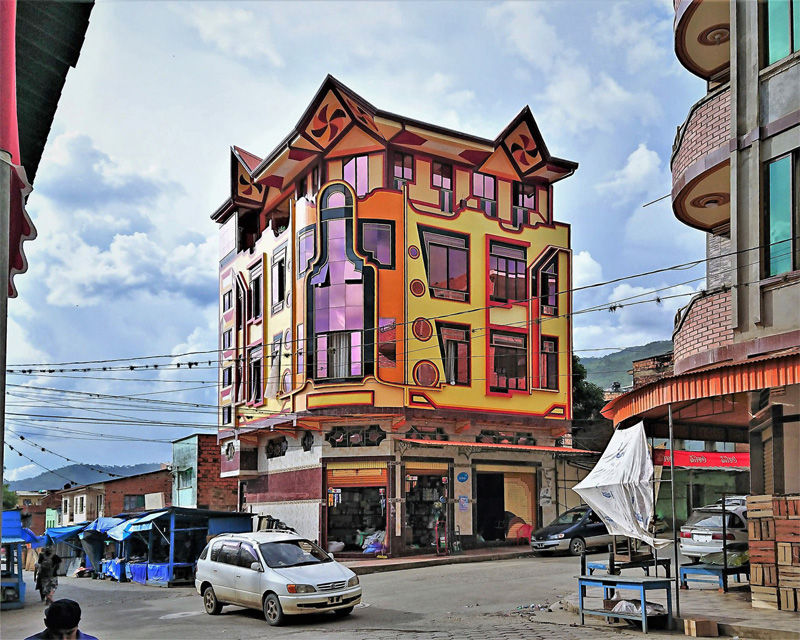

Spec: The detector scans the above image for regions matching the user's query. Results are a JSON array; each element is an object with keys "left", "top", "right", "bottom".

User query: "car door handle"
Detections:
[{"left": 235, "top": 574, "right": 242, "bottom": 578}]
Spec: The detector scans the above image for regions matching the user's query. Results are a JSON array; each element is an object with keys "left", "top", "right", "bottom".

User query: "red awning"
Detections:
[
  {"left": 653, "top": 449, "right": 750, "bottom": 470},
  {"left": 601, "top": 347, "right": 800, "bottom": 425},
  {"left": 396, "top": 438, "right": 595, "bottom": 455}
]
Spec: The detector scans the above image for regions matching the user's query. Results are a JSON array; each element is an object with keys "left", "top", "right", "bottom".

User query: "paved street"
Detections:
[{"left": 3, "top": 553, "right": 681, "bottom": 639}]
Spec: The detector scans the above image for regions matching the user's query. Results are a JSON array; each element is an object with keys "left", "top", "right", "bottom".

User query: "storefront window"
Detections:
[
  {"left": 326, "top": 487, "right": 386, "bottom": 553},
  {"left": 405, "top": 474, "right": 448, "bottom": 548}
]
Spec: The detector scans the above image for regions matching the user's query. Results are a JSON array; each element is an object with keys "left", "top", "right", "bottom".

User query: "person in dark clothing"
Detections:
[
  {"left": 34, "top": 547, "right": 62, "bottom": 605},
  {"left": 24, "top": 599, "right": 99, "bottom": 640}
]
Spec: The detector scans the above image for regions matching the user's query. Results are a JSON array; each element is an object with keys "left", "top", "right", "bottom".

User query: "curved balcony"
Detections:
[
  {"left": 672, "top": 287, "right": 733, "bottom": 374},
  {"left": 674, "top": 0, "right": 731, "bottom": 80},
  {"left": 671, "top": 84, "right": 731, "bottom": 232}
]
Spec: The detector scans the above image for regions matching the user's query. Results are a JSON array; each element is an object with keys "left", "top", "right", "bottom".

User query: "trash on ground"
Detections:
[{"left": 611, "top": 599, "right": 667, "bottom": 616}]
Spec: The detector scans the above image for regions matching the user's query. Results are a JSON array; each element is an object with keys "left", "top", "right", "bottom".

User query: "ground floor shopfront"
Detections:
[{"left": 239, "top": 430, "right": 593, "bottom": 558}]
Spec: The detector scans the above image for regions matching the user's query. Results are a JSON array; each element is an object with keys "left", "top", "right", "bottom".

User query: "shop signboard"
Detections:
[
  {"left": 457, "top": 472, "right": 469, "bottom": 483},
  {"left": 458, "top": 495, "right": 469, "bottom": 512},
  {"left": 652, "top": 449, "right": 750, "bottom": 470}
]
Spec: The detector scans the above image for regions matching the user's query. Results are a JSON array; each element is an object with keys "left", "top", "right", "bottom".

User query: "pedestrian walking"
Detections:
[
  {"left": 34, "top": 547, "right": 62, "bottom": 605},
  {"left": 24, "top": 599, "right": 99, "bottom": 640}
]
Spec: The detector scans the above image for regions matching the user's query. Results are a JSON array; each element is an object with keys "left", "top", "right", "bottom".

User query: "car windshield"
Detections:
[
  {"left": 258, "top": 539, "right": 331, "bottom": 568},
  {"left": 550, "top": 509, "right": 586, "bottom": 526},
  {"left": 685, "top": 511, "right": 742, "bottom": 529}
]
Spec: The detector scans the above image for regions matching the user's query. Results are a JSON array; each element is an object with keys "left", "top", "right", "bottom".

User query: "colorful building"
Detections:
[
  {"left": 603, "top": 3, "right": 799, "bottom": 500},
  {"left": 213, "top": 76, "right": 588, "bottom": 556}
]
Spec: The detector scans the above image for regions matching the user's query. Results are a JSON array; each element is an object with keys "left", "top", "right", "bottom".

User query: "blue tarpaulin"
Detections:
[
  {"left": 107, "top": 511, "right": 168, "bottom": 541},
  {"left": 147, "top": 564, "right": 170, "bottom": 583},
  {"left": 45, "top": 524, "right": 87, "bottom": 543},
  {"left": 130, "top": 563, "right": 147, "bottom": 584},
  {"left": 82, "top": 517, "right": 124, "bottom": 535},
  {"left": 21, "top": 528, "right": 46, "bottom": 548}
]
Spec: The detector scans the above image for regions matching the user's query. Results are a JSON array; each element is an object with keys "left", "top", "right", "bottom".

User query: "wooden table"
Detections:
[
  {"left": 587, "top": 558, "right": 671, "bottom": 578},
  {"left": 577, "top": 574, "right": 673, "bottom": 634}
]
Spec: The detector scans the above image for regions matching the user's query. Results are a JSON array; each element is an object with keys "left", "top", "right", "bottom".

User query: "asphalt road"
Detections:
[{"left": 4, "top": 552, "right": 680, "bottom": 639}]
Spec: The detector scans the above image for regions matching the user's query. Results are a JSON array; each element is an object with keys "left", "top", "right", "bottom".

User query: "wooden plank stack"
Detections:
[{"left": 749, "top": 494, "right": 800, "bottom": 611}]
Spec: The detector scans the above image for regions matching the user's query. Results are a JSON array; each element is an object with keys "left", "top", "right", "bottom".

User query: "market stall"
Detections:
[
  {"left": 2, "top": 511, "right": 26, "bottom": 610},
  {"left": 325, "top": 461, "right": 388, "bottom": 554},
  {"left": 404, "top": 462, "right": 449, "bottom": 550}
]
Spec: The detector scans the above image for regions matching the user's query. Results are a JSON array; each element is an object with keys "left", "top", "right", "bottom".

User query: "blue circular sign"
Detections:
[{"left": 457, "top": 472, "right": 469, "bottom": 483}]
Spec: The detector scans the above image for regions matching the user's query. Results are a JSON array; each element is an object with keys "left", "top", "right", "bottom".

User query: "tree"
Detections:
[
  {"left": 3, "top": 483, "right": 18, "bottom": 509},
  {"left": 572, "top": 355, "right": 606, "bottom": 421}
]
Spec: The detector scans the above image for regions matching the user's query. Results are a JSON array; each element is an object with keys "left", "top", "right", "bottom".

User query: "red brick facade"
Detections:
[
  {"left": 671, "top": 86, "right": 730, "bottom": 180},
  {"left": 673, "top": 288, "right": 733, "bottom": 368},
  {"left": 631, "top": 352, "right": 674, "bottom": 389},
  {"left": 196, "top": 435, "right": 238, "bottom": 511},
  {"left": 243, "top": 467, "right": 322, "bottom": 505},
  {"left": 103, "top": 469, "right": 173, "bottom": 517}
]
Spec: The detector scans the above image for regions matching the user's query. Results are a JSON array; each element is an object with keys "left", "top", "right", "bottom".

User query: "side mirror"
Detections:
[
  {"left": 328, "top": 553, "right": 334, "bottom": 560},
  {"left": 251, "top": 562, "right": 263, "bottom": 572}
]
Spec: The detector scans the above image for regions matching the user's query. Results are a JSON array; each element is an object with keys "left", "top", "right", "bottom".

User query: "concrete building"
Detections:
[
  {"left": 172, "top": 434, "right": 238, "bottom": 511},
  {"left": 603, "top": 1, "right": 799, "bottom": 497},
  {"left": 212, "top": 76, "right": 592, "bottom": 556}
]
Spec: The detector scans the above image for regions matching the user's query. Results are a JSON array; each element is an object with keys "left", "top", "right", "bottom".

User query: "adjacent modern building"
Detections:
[
  {"left": 172, "top": 434, "right": 238, "bottom": 511},
  {"left": 603, "top": 2, "right": 799, "bottom": 498},
  {"left": 212, "top": 76, "right": 591, "bottom": 556}
]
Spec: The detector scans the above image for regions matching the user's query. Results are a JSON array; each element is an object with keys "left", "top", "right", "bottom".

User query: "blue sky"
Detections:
[{"left": 5, "top": 0, "right": 709, "bottom": 482}]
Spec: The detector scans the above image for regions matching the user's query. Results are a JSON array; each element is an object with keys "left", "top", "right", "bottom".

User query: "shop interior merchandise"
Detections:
[
  {"left": 327, "top": 486, "right": 386, "bottom": 552},
  {"left": 405, "top": 474, "right": 448, "bottom": 548}
]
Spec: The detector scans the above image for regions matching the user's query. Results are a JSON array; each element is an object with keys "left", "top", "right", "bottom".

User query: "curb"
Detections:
[
  {"left": 563, "top": 597, "right": 800, "bottom": 640},
  {"left": 344, "top": 550, "right": 536, "bottom": 576}
]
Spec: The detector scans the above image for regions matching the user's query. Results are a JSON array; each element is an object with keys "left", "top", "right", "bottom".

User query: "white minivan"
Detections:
[{"left": 195, "top": 531, "right": 361, "bottom": 626}]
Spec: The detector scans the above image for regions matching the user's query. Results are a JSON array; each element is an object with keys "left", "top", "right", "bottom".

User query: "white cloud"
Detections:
[
  {"left": 594, "top": 4, "right": 673, "bottom": 74},
  {"left": 596, "top": 143, "right": 667, "bottom": 200},
  {"left": 574, "top": 251, "right": 604, "bottom": 288},
  {"left": 4, "top": 464, "right": 39, "bottom": 482}
]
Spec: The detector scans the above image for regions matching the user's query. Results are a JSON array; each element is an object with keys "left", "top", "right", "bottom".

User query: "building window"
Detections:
[
  {"left": 96, "top": 495, "right": 103, "bottom": 516},
  {"left": 123, "top": 495, "right": 146, "bottom": 511},
  {"left": 378, "top": 318, "right": 397, "bottom": 368},
  {"left": 489, "top": 331, "right": 527, "bottom": 393},
  {"left": 222, "top": 405, "right": 232, "bottom": 425},
  {"left": 766, "top": 0, "right": 800, "bottom": 65},
  {"left": 766, "top": 153, "right": 799, "bottom": 276},
  {"left": 297, "top": 228, "right": 315, "bottom": 277},
  {"left": 266, "top": 437, "right": 288, "bottom": 459},
  {"left": 540, "top": 338, "right": 558, "bottom": 390},
  {"left": 432, "top": 162, "right": 453, "bottom": 212},
  {"left": 248, "top": 348, "right": 262, "bottom": 403},
  {"left": 473, "top": 172, "right": 497, "bottom": 217},
  {"left": 489, "top": 242, "right": 527, "bottom": 303},
  {"left": 437, "top": 323, "right": 470, "bottom": 385},
  {"left": 316, "top": 330, "right": 362, "bottom": 379},
  {"left": 222, "top": 329, "right": 233, "bottom": 350},
  {"left": 343, "top": 155, "right": 369, "bottom": 197},
  {"left": 393, "top": 152, "right": 413, "bottom": 189},
  {"left": 76, "top": 496, "right": 84, "bottom": 512},
  {"left": 477, "top": 430, "right": 536, "bottom": 446},
  {"left": 271, "top": 249, "right": 287, "bottom": 314},
  {"left": 513, "top": 182, "right": 536, "bottom": 227},
  {"left": 538, "top": 258, "right": 559, "bottom": 315},
  {"left": 408, "top": 425, "right": 448, "bottom": 441},
  {"left": 236, "top": 286, "right": 244, "bottom": 331},
  {"left": 358, "top": 220, "right": 394, "bottom": 268},
  {"left": 326, "top": 424, "right": 385, "bottom": 448},
  {"left": 222, "top": 367, "right": 232, "bottom": 387},
  {"left": 249, "top": 266, "right": 262, "bottom": 320},
  {"left": 419, "top": 226, "right": 469, "bottom": 301},
  {"left": 222, "top": 290, "right": 233, "bottom": 312},
  {"left": 177, "top": 468, "right": 193, "bottom": 489},
  {"left": 297, "top": 323, "right": 305, "bottom": 374}
]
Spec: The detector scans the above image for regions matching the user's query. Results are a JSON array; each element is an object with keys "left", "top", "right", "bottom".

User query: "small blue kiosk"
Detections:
[{"left": 2, "top": 511, "right": 27, "bottom": 610}]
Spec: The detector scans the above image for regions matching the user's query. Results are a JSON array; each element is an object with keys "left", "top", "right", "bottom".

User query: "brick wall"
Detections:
[
  {"left": 672, "top": 87, "right": 730, "bottom": 180},
  {"left": 196, "top": 434, "right": 238, "bottom": 511},
  {"left": 673, "top": 288, "right": 734, "bottom": 366},
  {"left": 244, "top": 467, "right": 322, "bottom": 505},
  {"left": 631, "top": 352, "right": 674, "bottom": 389},
  {"left": 707, "top": 231, "right": 733, "bottom": 288},
  {"left": 104, "top": 469, "right": 173, "bottom": 517}
]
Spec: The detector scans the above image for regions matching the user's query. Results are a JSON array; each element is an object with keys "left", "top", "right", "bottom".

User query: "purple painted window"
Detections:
[
  {"left": 489, "top": 243, "right": 527, "bottom": 303},
  {"left": 473, "top": 172, "right": 495, "bottom": 200},
  {"left": 429, "top": 244, "right": 468, "bottom": 293},
  {"left": 378, "top": 318, "right": 396, "bottom": 368},
  {"left": 316, "top": 334, "right": 328, "bottom": 378},
  {"left": 344, "top": 155, "right": 369, "bottom": 197},
  {"left": 327, "top": 191, "right": 346, "bottom": 208},
  {"left": 298, "top": 229, "right": 315, "bottom": 276},
  {"left": 393, "top": 152, "right": 413, "bottom": 187},
  {"left": 514, "top": 182, "right": 536, "bottom": 209},
  {"left": 432, "top": 162, "right": 452, "bottom": 190},
  {"left": 362, "top": 222, "right": 393, "bottom": 267},
  {"left": 297, "top": 323, "right": 305, "bottom": 374}
]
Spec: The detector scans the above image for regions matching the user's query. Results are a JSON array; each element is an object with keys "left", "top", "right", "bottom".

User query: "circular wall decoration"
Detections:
[
  {"left": 409, "top": 279, "right": 426, "bottom": 297},
  {"left": 413, "top": 360, "right": 439, "bottom": 387},
  {"left": 281, "top": 369, "right": 291, "bottom": 394},
  {"left": 690, "top": 193, "right": 730, "bottom": 209},
  {"left": 412, "top": 317, "right": 433, "bottom": 341},
  {"left": 284, "top": 330, "right": 292, "bottom": 351},
  {"left": 408, "top": 245, "right": 420, "bottom": 259},
  {"left": 697, "top": 25, "right": 730, "bottom": 46}
]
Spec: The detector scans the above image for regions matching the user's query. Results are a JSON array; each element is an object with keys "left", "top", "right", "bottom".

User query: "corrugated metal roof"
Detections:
[
  {"left": 15, "top": 0, "right": 93, "bottom": 184},
  {"left": 601, "top": 347, "right": 800, "bottom": 425}
]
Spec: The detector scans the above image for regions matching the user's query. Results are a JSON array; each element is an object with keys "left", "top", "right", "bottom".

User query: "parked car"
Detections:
[
  {"left": 196, "top": 531, "right": 361, "bottom": 626},
  {"left": 530, "top": 506, "right": 612, "bottom": 556},
  {"left": 679, "top": 501, "right": 748, "bottom": 562}
]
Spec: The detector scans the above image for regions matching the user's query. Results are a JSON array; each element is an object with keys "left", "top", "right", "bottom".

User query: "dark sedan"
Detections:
[{"left": 531, "top": 506, "right": 612, "bottom": 556}]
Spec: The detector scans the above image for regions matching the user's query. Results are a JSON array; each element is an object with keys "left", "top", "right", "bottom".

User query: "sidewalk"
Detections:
[{"left": 342, "top": 545, "right": 535, "bottom": 575}]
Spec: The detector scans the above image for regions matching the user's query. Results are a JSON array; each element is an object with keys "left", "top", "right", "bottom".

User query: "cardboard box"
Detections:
[{"left": 684, "top": 618, "right": 719, "bottom": 637}]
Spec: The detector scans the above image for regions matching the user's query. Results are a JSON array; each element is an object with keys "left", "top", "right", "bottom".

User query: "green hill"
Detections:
[
  {"left": 7, "top": 463, "right": 165, "bottom": 491},
  {"left": 579, "top": 340, "right": 673, "bottom": 390}
]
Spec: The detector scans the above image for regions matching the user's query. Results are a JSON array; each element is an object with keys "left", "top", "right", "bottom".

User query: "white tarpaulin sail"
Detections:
[{"left": 574, "top": 422, "right": 670, "bottom": 549}]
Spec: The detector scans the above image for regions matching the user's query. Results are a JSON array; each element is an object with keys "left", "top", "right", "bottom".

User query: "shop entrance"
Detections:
[
  {"left": 476, "top": 473, "right": 505, "bottom": 541},
  {"left": 325, "top": 465, "right": 388, "bottom": 554},
  {"left": 405, "top": 472, "right": 448, "bottom": 549}
]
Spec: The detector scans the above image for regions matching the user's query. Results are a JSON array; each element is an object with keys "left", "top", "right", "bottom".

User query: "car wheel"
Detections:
[
  {"left": 263, "top": 593, "right": 285, "bottom": 626},
  {"left": 569, "top": 537, "right": 586, "bottom": 556},
  {"left": 333, "top": 606, "right": 354, "bottom": 617},
  {"left": 203, "top": 586, "right": 223, "bottom": 615}
]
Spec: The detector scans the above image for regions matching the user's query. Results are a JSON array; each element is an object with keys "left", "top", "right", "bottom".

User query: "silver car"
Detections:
[
  {"left": 195, "top": 531, "right": 361, "bottom": 626},
  {"left": 679, "top": 499, "right": 748, "bottom": 561}
]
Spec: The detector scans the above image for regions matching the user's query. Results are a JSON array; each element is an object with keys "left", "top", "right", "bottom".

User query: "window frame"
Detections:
[
  {"left": 222, "top": 290, "right": 233, "bottom": 312},
  {"left": 271, "top": 248, "right": 287, "bottom": 315},
  {"left": 393, "top": 151, "right": 414, "bottom": 189},
  {"left": 222, "top": 405, "right": 232, "bottom": 425},
  {"left": 248, "top": 347, "right": 263, "bottom": 404},
  {"left": 489, "top": 241, "right": 528, "bottom": 304},
  {"left": 297, "top": 227, "right": 316, "bottom": 278},
  {"left": 473, "top": 172, "right": 497, "bottom": 217},
  {"left": 343, "top": 154, "right": 370, "bottom": 198},
  {"left": 489, "top": 331, "right": 528, "bottom": 394},
  {"left": 358, "top": 219, "right": 395, "bottom": 269},
  {"left": 436, "top": 322, "right": 471, "bottom": 386},
  {"left": 764, "top": 0, "right": 800, "bottom": 66},
  {"left": 222, "top": 329, "right": 233, "bottom": 350},
  {"left": 538, "top": 257, "right": 559, "bottom": 316},
  {"left": 513, "top": 181, "right": 536, "bottom": 227},
  {"left": 249, "top": 265, "right": 263, "bottom": 321},
  {"left": 765, "top": 152, "right": 799, "bottom": 277},
  {"left": 222, "top": 366, "right": 232, "bottom": 387},
  {"left": 540, "top": 337, "right": 559, "bottom": 391},
  {"left": 432, "top": 161, "right": 454, "bottom": 213},
  {"left": 315, "top": 330, "right": 362, "bottom": 380}
]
